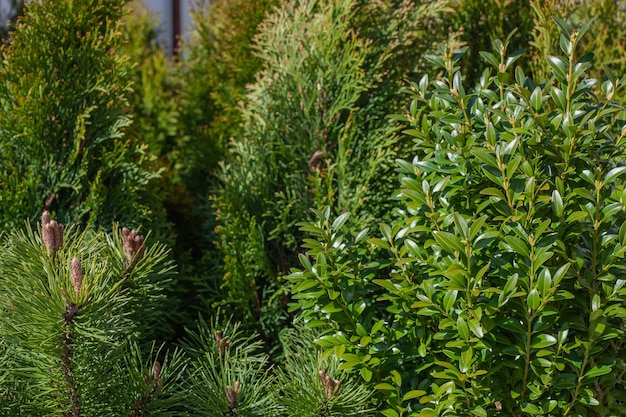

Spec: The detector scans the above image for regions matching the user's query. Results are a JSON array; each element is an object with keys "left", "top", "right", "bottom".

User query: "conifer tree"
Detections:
[
  {"left": 0, "top": 212, "right": 184, "bottom": 415},
  {"left": 0, "top": 0, "right": 162, "bottom": 233}
]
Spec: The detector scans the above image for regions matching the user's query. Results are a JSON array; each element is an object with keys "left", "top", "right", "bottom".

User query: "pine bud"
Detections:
[
  {"left": 318, "top": 370, "right": 340, "bottom": 399},
  {"left": 121, "top": 227, "right": 145, "bottom": 270},
  {"left": 215, "top": 330, "right": 230, "bottom": 354},
  {"left": 71, "top": 258, "right": 83, "bottom": 293},
  {"left": 226, "top": 381, "right": 241, "bottom": 410},
  {"left": 42, "top": 211, "right": 64, "bottom": 254}
]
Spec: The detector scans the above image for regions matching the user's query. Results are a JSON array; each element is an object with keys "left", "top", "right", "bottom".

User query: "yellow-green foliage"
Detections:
[{"left": 0, "top": 0, "right": 161, "bottom": 232}]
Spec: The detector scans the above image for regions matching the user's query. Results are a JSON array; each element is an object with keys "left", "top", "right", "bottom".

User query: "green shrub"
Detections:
[
  {"left": 162, "top": 0, "right": 280, "bottom": 321},
  {"left": 0, "top": 213, "right": 184, "bottom": 415},
  {"left": 291, "top": 20, "right": 626, "bottom": 416},
  {"left": 213, "top": 0, "right": 450, "bottom": 350},
  {"left": 447, "top": 0, "right": 626, "bottom": 91},
  {"left": 0, "top": 0, "right": 162, "bottom": 233}
]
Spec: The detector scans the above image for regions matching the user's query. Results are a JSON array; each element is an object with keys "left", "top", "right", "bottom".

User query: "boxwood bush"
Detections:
[{"left": 291, "top": 19, "right": 626, "bottom": 416}]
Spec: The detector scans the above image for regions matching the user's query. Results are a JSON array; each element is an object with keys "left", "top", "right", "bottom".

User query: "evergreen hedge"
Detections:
[
  {"left": 291, "top": 18, "right": 626, "bottom": 416},
  {"left": 0, "top": 0, "right": 162, "bottom": 233}
]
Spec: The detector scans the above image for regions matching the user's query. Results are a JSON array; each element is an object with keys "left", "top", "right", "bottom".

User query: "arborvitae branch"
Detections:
[
  {"left": 127, "top": 361, "right": 163, "bottom": 417},
  {"left": 61, "top": 301, "right": 81, "bottom": 417}
]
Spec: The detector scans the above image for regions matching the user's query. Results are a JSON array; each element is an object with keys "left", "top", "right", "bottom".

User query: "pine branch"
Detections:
[
  {"left": 127, "top": 361, "right": 163, "bottom": 417},
  {"left": 61, "top": 300, "right": 81, "bottom": 417}
]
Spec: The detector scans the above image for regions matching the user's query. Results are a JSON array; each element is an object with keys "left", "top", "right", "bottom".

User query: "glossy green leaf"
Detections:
[
  {"left": 381, "top": 409, "right": 400, "bottom": 417},
  {"left": 468, "top": 319, "right": 484, "bottom": 338},
  {"left": 457, "top": 316, "right": 470, "bottom": 340},
  {"left": 531, "top": 334, "right": 557, "bottom": 349},
  {"left": 552, "top": 189, "right": 563, "bottom": 217},
  {"left": 375, "top": 383, "right": 397, "bottom": 392},
  {"left": 527, "top": 288, "right": 541, "bottom": 310},
  {"left": 550, "top": 86, "right": 566, "bottom": 110},
  {"left": 433, "top": 231, "right": 465, "bottom": 254},
  {"left": 403, "top": 390, "right": 427, "bottom": 401},
  {"left": 360, "top": 367, "right": 373, "bottom": 382},
  {"left": 506, "top": 235, "right": 530, "bottom": 258},
  {"left": 584, "top": 365, "right": 612, "bottom": 379},
  {"left": 546, "top": 55, "right": 567, "bottom": 81},
  {"left": 460, "top": 346, "right": 473, "bottom": 373},
  {"left": 521, "top": 402, "right": 542, "bottom": 415},
  {"left": 530, "top": 86, "right": 542, "bottom": 111},
  {"left": 330, "top": 212, "right": 349, "bottom": 230},
  {"left": 442, "top": 290, "right": 458, "bottom": 312}
]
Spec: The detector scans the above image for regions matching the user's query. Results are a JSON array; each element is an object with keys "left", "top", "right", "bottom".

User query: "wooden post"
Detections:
[{"left": 172, "top": 0, "right": 180, "bottom": 55}]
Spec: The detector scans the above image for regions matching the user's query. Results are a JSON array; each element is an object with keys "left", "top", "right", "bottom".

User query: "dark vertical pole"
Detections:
[{"left": 172, "top": 0, "right": 181, "bottom": 55}]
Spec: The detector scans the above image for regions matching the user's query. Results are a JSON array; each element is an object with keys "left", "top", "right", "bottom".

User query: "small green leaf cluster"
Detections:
[
  {"left": 444, "top": 0, "right": 626, "bottom": 93},
  {"left": 291, "top": 19, "right": 626, "bottom": 416}
]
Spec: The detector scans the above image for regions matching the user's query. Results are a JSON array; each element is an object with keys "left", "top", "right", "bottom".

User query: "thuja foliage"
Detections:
[
  {"left": 121, "top": 0, "right": 178, "bottom": 161},
  {"left": 291, "top": 20, "right": 626, "bottom": 416},
  {"left": 177, "top": 0, "right": 278, "bottom": 183},
  {"left": 169, "top": 0, "right": 279, "bottom": 314},
  {"left": 213, "top": 0, "right": 449, "bottom": 347},
  {"left": 0, "top": 0, "right": 162, "bottom": 232},
  {"left": 0, "top": 212, "right": 184, "bottom": 415}
]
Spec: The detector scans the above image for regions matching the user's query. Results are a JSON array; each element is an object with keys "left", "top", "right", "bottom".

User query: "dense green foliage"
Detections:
[
  {"left": 213, "top": 0, "right": 450, "bottom": 347},
  {"left": 0, "top": 213, "right": 183, "bottom": 415},
  {"left": 178, "top": 0, "right": 278, "bottom": 180},
  {"left": 181, "top": 318, "right": 374, "bottom": 416},
  {"left": 2, "top": 0, "right": 626, "bottom": 414},
  {"left": 0, "top": 0, "right": 163, "bottom": 233},
  {"left": 291, "top": 19, "right": 626, "bottom": 416}
]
